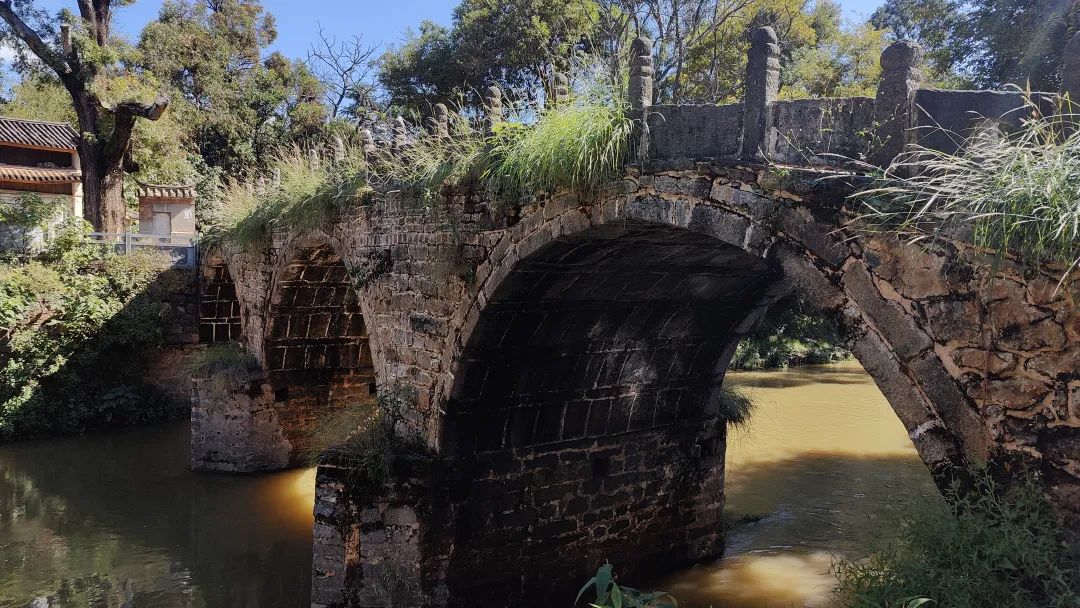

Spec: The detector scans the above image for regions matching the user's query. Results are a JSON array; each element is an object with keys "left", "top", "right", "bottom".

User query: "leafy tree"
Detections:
[
  {"left": 872, "top": 0, "right": 1077, "bottom": 90},
  {"left": 674, "top": 0, "right": 826, "bottom": 103},
  {"left": 378, "top": 21, "right": 463, "bottom": 113},
  {"left": 964, "top": 0, "right": 1075, "bottom": 91},
  {"left": 783, "top": 5, "right": 888, "bottom": 98},
  {"left": 139, "top": 0, "right": 326, "bottom": 177},
  {"left": 870, "top": 0, "right": 971, "bottom": 82},
  {"left": 379, "top": 0, "right": 599, "bottom": 113},
  {"left": 0, "top": 0, "right": 170, "bottom": 233},
  {"left": 452, "top": 0, "right": 597, "bottom": 99}
]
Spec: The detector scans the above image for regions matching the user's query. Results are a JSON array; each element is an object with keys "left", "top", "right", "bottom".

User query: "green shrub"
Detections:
[
  {"left": 485, "top": 96, "right": 634, "bottom": 205},
  {"left": 0, "top": 245, "right": 186, "bottom": 439},
  {"left": 852, "top": 101, "right": 1080, "bottom": 285},
  {"left": 716, "top": 385, "right": 754, "bottom": 426},
  {"left": 210, "top": 148, "right": 372, "bottom": 247},
  {"left": 834, "top": 469, "right": 1080, "bottom": 608},
  {"left": 576, "top": 563, "right": 678, "bottom": 608},
  {"left": 731, "top": 296, "right": 850, "bottom": 370},
  {"left": 304, "top": 384, "right": 427, "bottom": 489}
]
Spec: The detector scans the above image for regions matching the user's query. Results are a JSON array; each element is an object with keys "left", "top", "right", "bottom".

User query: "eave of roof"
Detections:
[
  {"left": 137, "top": 183, "right": 196, "bottom": 200},
  {"left": 0, "top": 163, "right": 82, "bottom": 184},
  {"left": 0, "top": 116, "right": 79, "bottom": 152}
]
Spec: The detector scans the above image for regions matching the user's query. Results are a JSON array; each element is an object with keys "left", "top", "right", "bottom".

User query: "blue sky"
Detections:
[{"left": 29, "top": 0, "right": 887, "bottom": 61}]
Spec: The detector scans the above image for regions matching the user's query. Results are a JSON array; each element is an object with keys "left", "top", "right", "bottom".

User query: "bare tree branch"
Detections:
[
  {"left": 0, "top": 1, "right": 68, "bottom": 77},
  {"left": 307, "top": 26, "right": 378, "bottom": 117}
]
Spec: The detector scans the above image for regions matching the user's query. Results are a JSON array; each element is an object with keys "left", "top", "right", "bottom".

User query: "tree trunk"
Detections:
[{"left": 79, "top": 149, "right": 127, "bottom": 234}]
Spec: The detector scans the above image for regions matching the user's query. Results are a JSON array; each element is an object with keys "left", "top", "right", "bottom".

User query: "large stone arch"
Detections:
[{"left": 436, "top": 219, "right": 781, "bottom": 603}]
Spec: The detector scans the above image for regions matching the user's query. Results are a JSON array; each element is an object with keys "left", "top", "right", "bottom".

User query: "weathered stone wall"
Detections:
[
  {"left": 190, "top": 373, "right": 292, "bottom": 472},
  {"left": 770, "top": 97, "right": 875, "bottom": 165}
]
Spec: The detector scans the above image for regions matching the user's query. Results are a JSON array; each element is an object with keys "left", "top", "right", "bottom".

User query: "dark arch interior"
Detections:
[
  {"left": 439, "top": 220, "right": 779, "bottom": 604},
  {"left": 266, "top": 243, "right": 376, "bottom": 454}
]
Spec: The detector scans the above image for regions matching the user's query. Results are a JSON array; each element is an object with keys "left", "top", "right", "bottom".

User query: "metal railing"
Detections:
[{"left": 87, "top": 232, "right": 198, "bottom": 268}]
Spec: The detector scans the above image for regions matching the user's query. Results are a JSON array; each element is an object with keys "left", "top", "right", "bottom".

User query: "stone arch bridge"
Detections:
[{"left": 193, "top": 31, "right": 1080, "bottom": 608}]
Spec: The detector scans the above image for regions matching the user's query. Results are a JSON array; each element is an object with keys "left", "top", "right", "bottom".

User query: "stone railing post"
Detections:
[
  {"left": 629, "top": 36, "right": 654, "bottom": 113},
  {"left": 1063, "top": 30, "right": 1080, "bottom": 106},
  {"left": 430, "top": 103, "right": 450, "bottom": 140},
  {"left": 484, "top": 85, "right": 503, "bottom": 134},
  {"left": 629, "top": 36, "right": 654, "bottom": 161},
  {"left": 872, "top": 40, "right": 923, "bottom": 167},
  {"left": 552, "top": 72, "right": 570, "bottom": 107},
  {"left": 332, "top": 136, "right": 345, "bottom": 164},
  {"left": 361, "top": 128, "right": 376, "bottom": 163},
  {"left": 392, "top": 116, "right": 407, "bottom": 155},
  {"left": 740, "top": 26, "right": 780, "bottom": 161}
]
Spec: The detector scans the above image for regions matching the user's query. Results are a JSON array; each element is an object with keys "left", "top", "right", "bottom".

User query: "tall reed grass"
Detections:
[
  {"left": 852, "top": 102, "right": 1080, "bottom": 284},
  {"left": 209, "top": 72, "right": 635, "bottom": 247}
]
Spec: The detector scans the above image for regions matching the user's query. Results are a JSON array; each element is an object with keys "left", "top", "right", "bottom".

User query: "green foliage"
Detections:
[
  {"left": 576, "top": 563, "right": 679, "bottom": 608},
  {"left": 871, "top": 0, "right": 1075, "bottom": 90},
  {"left": 138, "top": 0, "right": 326, "bottom": 178},
  {"left": 834, "top": 469, "right": 1080, "bottom": 608},
  {"left": 187, "top": 342, "right": 260, "bottom": 394},
  {"left": 213, "top": 74, "right": 635, "bottom": 244},
  {"left": 0, "top": 76, "right": 78, "bottom": 126},
  {"left": 304, "top": 384, "right": 425, "bottom": 490},
  {"left": 0, "top": 241, "right": 186, "bottom": 440},
  {"left": 0, "top": 193, "right": 62, "bottom": 231},
  {"left": 852, "top": 103, "right": 1080, "bottom": 285},
  {"left": 731, "top": 297, "right": 850, "bottom": 370},
  {"left": 782, "top": 18, "right": 888, "bottom": 99},
  {"left": 486, "top": 93, "right": 634, "bottom": 204},
  {"left": 209, "top": 147, "right": 371, "bottom": 247},
  {"left": 374, "top": 110, "right": 486, "bottom": 206},
  {"left": 378, "top": 0, "right": 597, "bottom": 112}
]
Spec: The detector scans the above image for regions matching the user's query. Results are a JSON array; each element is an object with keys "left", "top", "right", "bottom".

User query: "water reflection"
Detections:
[
  {"left": 660, "top": 361, "right": 942, "bottom": 608},
  {"left": 0, "top": 423, "right": 315, "bottom": 608}
]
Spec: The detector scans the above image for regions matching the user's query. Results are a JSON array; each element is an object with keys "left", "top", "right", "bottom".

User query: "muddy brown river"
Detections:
[{"left": 0, "top": 361, "right": 939, "bottom": 607}]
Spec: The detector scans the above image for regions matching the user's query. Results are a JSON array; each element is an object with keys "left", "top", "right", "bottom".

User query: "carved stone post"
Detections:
[
  {"left": 872, "top": 40, "right": 923, "bottom": 167},
  {"left": 308, "top": 147, "right": 321, "bottom": 170},
  {"left": 361, "top": 128, "right": 376, "bottom": 163},
  {"left": 332, "top": 136, "right": 345, "bottom": 164},
  {"left": 392, "top": 116, "right": 407, "bottom": 155},
  {"left": 271, "top": 168, "right": 281, "bottom": 188},
  {"left": 552, "top": 72, "right": 570, "bottom": 107},
  {"left": 629, "top": 36, "right": 654, "bottom": 113},
  {"left": 431, "top": 103, "right": 450, "bottom": 141},
  {"left": 1063, "top": 30, "right": 1080, "bottom": 106},
  {"left": 484, "top": 85, "right": 503, "bottom": 134},
  {"left": 740, "top": 27, "right": 780, "bottom": 161},
  {"left": 629, "top": 36, "right": 655, "bottom": 161}
]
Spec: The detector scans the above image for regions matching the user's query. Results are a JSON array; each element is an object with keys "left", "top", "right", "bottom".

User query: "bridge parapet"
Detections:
[{"left": 643, "top": 28, "right": 1075, "bottom": 170}]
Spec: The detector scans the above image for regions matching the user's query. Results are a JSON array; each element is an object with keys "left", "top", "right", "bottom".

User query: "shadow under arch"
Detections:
[
  {"left": 263, "top": 234, "right": 378, "bottom": 462},
  {"left": 436, "top": 219, "right": 782, "bottom": 605}
]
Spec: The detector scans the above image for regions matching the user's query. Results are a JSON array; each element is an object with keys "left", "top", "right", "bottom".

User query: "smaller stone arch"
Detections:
[
  {"left": 263, "top": 235, "right": 379, "bottom": 460},
  {"left": 198, "top": 249, "right": 242, "bottom": 344}
]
